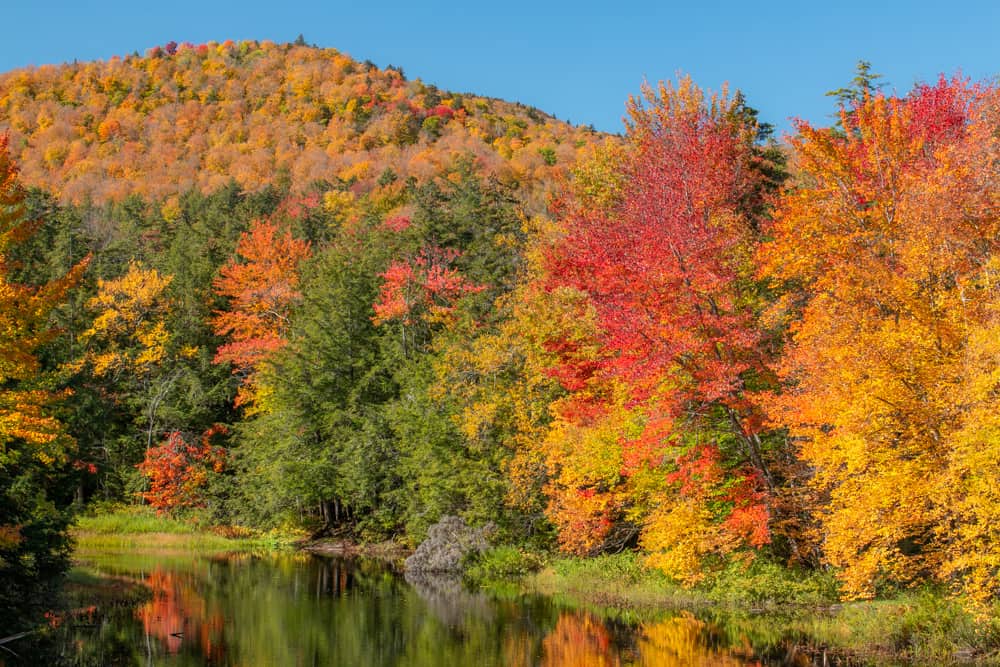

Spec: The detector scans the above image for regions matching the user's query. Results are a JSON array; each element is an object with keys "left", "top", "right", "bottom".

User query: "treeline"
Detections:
[{"left": 2, "top": 54, "right": 1000, "bottom": 632}]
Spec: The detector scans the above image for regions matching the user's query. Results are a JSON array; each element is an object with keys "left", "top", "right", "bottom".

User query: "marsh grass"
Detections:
[{"left": 72, "top": 505, "right": 304, "bottom": 551}]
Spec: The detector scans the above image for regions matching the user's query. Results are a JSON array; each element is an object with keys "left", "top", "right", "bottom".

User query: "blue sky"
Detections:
[{"left": 5, "top": 1, "right": 999, "bottom": 137}]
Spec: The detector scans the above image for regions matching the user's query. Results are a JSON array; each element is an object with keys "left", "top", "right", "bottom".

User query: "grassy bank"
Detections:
[
  {"left": 72, "top": 505, "right": 305, "bottom": 551},
  {"left": 471, "top": 549, "right": 1000, "bottom": 664}
]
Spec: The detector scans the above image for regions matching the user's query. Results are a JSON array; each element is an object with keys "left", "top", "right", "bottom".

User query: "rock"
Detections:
[{"left": 404, "top": 515, "right": 492, "bottom": 573}]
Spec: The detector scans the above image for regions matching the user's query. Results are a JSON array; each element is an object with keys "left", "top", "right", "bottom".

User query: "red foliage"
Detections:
[
  {"left": 425, "top": 105, "right": 456, "bottom": 119},
  {"left": 382, "top": 215, "right": 412, "bottom": 232},
  {"left": 548, "top": 112, "right": 762, "bottom": 414},
  {"left": 543, "top": 81, "right": 774, "bottom": 553},
  {"left": 372, "top": 247, "right": 485, "bottom": 326},
  {"left": 905, "top": 75, "right": 973, "bottom": 145},
  {"left": 137, "top": 426, "right": 227, "bottom": 513}
]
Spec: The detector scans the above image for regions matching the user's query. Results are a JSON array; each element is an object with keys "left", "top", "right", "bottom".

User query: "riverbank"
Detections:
[
  {"left": 503, "top": 551, "right": 1000, "bottom": 665},
  {"left": 69, "top": 509, "right": 1000, "bottom": 665}
]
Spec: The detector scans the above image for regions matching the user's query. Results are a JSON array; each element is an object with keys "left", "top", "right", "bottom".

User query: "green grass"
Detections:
[
  {"left": 76, "top": 505, "right": 204, "bottom": 534},
  {"left": 72, "top": 505, "right": 305, "bottom": 551},
  {"left": 811, "top": 589, "right": 1000, "bottom": 663},
  {"left": 525, "top": 552, "right": 701, "bottom": 621}
]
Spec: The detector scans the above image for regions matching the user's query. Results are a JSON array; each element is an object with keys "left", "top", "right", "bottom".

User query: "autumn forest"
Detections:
[{"left": 2, "top": 39, "right": 1000, "bottom": 642}]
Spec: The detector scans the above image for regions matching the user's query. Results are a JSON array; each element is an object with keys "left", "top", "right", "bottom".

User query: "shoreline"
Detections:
[{"left": 68, "top": 511, "right": 1000, "bottom": 665}]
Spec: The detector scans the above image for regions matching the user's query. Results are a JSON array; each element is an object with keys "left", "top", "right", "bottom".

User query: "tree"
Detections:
[
  {"left": 211, "top": 218, "right": 311, "bottom": 407},
  {"left": 826, "top": 60, "right": 886, "bottom": 107},
  {"left": 0, "top": 136, "right": 88, "bottom": 630},
  {"left": 759, "top": 76, "right": 1000, "bottom": 600},
  {"left": 77, "top": 261, "right": 179, "bottom": 453},
  {"left": 541, "top": 78, "right": 784, "bottom": 579},
  {"left": 137, "top": 426, "right": 226, "bottom": 514}
]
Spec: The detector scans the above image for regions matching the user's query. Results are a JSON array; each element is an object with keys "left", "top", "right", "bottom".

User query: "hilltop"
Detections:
[{"left": 0, "top": 40, "right": 605, "bottom": 207}]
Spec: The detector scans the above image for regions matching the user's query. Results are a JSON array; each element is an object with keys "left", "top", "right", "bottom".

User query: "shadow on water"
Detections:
[{"left": 2, "top": 549, "right": 872, "bottom": 666}]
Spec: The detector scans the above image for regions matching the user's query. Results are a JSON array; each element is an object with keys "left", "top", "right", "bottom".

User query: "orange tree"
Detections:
[
  {"left": 211, "top": 218, "right": 311, "bottom": 408},
  {"left": 760, "top": 77, "right": 1000, "bottom": 602},
  {"left": 0, "top": 135, "right": 89, "bottom": 629},
  {"left": 137, "top": 426, "right": 226, "bottom": 514}
]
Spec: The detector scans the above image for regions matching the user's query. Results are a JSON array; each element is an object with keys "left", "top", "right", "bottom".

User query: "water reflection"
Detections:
[{"left": 15, "top": 550, "right": 852, "bottom": 666}]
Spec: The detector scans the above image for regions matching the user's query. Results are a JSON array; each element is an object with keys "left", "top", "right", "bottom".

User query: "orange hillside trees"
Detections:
[{"left": 760, "top": 77, "right": 1000, "bottom": 601}]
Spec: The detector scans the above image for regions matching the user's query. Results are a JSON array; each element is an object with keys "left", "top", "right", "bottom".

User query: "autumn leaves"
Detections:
[
  {"left": 535, "top": 74, "right": 1000, "bottom": 605},
  {"left": 763, "top": 77, "right": 1000, "bottom": 605},
  {"left": 454, "top": 74, "right": 1000, "bottom": 606},
  {"left": 3, "top": 62, "right": 999, "bottom": 610}
]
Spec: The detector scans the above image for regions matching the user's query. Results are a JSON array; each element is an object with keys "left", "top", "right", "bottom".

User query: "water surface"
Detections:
[{"left": 34, "top": 548, "right": 853, "bottom": 666}]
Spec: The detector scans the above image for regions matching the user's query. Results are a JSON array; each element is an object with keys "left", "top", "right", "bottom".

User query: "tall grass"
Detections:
[{"left": 72, "top": 505, "right": 304, "bottom": 550}]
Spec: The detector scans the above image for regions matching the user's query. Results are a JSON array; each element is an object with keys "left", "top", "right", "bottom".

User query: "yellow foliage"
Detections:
[
  {"left": 642, "top": 499, "right": 722, "bottom": 586},
  {"left": 80, "top": 261, "right": 174, "bottom": 379},
  {"left": 760, "top": 82, "right": 1000, "bottom": 603}
]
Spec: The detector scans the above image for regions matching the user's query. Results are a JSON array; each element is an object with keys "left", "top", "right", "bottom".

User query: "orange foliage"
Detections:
[
  {"left": 760, "top": 77, "right": 1000, "bottom": 600},
  {"left": 137, "top": 425, "right": 226, "bottom": 513},
  {"left": 212, "top": 219, "right": 311, "bottom": 406},
  {"left": 0, "top": 41, "right": 602, "bottom": 208}
]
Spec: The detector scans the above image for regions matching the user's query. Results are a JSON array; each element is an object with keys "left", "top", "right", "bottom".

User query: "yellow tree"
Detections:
[
  {"left": 0, "top": 135, "right": 88, "bottom": 626},
  {"left": 760, "top": 78, "right": 1000, "bottom": 599},
  {"left": 0, "top": 135, "right": 88, "bottom": 464},
  {"left": 77, "top": 261, "right": 180, "bottom": 451}
]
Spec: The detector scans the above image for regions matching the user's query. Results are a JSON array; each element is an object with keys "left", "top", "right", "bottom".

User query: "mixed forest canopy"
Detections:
[{"left": 1, "top": 41, "right": 1000, "bottom": 630}]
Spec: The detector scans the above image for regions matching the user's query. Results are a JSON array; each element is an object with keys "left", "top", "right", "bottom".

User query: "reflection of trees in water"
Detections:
[
  {"left": 541, "top": 612, "right": 627, "bottom": 667},
  {"left": 136, "top": 567, "right": 226, "bottom": 662},
  {"left": 636, "top": 612, "right": 752, "bottom": 667},
  {"left": 403, "top": 571, "right": 495, "bottom": 630},
  {"left": 534, "top": 610, "right": 770, "bottom": 666},
  {"left": 27, "top": 553, "right": 853, "bottom": 667},
  {"left": 310, "top": 555, "right": 355, "bottom": 597}
]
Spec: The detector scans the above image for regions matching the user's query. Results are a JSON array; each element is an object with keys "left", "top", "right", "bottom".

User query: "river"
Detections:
[{"left": 28, "top": 547, "right": 860, "bottom": 666}]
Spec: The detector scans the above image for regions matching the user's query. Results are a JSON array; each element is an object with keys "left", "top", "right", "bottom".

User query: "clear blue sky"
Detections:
[{"left": 5, "top": 1, "right": 999, "bottom": 137}]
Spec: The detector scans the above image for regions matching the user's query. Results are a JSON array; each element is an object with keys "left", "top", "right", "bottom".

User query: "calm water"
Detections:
[{"left": 22, "top": 548, "right": 857, "bottom": 666}]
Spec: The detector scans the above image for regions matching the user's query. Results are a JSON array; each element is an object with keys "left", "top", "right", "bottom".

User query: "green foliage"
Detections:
[
  {"left": 464, "top": 545, "right": 544, "bottom": 582},
  {"left": 700, "top": 559, "right": 840, "bottom": 607}
]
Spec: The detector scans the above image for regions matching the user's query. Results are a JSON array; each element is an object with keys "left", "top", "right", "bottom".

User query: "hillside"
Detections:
[{"left": 0, "top": 40, "right": 604, "bottom": 207}]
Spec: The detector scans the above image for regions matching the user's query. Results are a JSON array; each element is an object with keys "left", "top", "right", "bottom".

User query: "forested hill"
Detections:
[{"left": 0, "top": 39, "right": 602, "bottom": 206}]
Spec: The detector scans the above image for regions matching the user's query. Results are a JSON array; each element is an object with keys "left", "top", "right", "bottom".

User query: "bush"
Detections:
[
  {"left": 701, "top": 559, "right": 840, "bottom": 606},
  {"left": 552, "top": 551, "right": 653, "bottom": 585},
  {"left": 465, "top": 546, "right": 544, "bottom": 582}
]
